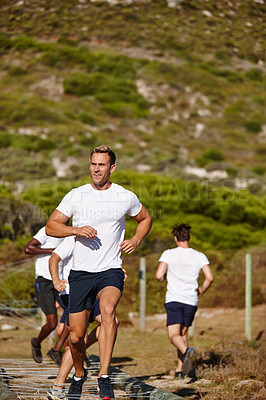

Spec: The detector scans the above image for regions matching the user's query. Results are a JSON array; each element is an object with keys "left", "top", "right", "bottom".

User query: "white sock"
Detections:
[
  {"left": 100, "top": 375, "right": 109, "bottom": 379},
  {"left": 74, "top": 375, "right": 82, "bottom": 381}
]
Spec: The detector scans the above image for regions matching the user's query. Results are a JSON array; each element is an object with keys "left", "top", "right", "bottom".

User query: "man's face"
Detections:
[{"left": 90, "top": 152, "right": 115, "bottom": 188}]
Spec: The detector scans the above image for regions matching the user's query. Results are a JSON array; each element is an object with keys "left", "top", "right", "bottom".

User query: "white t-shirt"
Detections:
[
  {"left": 56, "top": 183, "right": 142, "bottom": 272},
  {"left": 159, "top": 247, "right": 209, "bottom": 306},
  {"left": 53, "top": 236, "right": 75, "bottom": 295},
  {"left": 34, "top": 227, "right": 63, "bottom": 280}
]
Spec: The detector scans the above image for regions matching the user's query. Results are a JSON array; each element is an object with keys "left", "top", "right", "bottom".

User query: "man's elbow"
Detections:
[
  {"left": 24, "top": 245, "right": 31, "bottom": 255},
  {"left": 45, "top": 222, "right": 52, "bottom": 236},
  {"left": 155, "top": 273, "right": 163, "bottom": 282}
]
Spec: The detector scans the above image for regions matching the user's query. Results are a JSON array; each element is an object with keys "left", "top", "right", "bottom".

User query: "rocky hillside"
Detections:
[{"left": 0, "top": 0, "right": 265, "bottom": 193}]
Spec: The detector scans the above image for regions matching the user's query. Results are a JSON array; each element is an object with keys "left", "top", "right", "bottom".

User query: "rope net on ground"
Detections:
[
  {"left": 0, "top": 358, "right": 129, "bottom": 399},
  {"left": 0, "top": 357, "right": 154, "bottom": 400}
]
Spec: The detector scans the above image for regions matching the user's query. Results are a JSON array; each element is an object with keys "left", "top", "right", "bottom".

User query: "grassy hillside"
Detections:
[{"left": 0, "top": 0, "right": 265, "bottom": 192}]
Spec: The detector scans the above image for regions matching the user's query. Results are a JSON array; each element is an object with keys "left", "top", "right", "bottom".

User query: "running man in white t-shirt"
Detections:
[
  {"left": 46, "top": 145, "right": 152, "bottom": 400},
  {"left": 24, "top": 227, "right": 68, "bottom": 366},
  {"left": 47, "top": 236, "right": 123, "bottom": 400},
  {"left": 156, "top": 223, "right": 213, "bottom": 378}
]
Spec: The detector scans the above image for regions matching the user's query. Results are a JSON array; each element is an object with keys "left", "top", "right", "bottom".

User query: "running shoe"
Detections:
[
  {"left": 97, "top": 376, "right": 114, "bottom": 400},
  {"left": 182, "top": 347, "right": 196, "bottom": 374},
  {"left": 67, "top": 367, "right": 88, "bottom": 400},
  {"left": 47, "top": 348, "right": 62, "bottom": 366},
  {"left": 174, "top": 371, "right": 184, "bottom": 380},
  {"left": 31, "top": 337, "right": 42, "bottom": 363},
  {"left": 47, "top": 386, "right": 66, "bottom": 399}
]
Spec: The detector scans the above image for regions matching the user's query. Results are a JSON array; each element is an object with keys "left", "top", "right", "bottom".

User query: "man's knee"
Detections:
[
  {"left": 168, "top": 331, "right": 175, "bottom": 343},
  {"left": 46, "top": 315, "right": 57, "bottom": 330},
  {"left": 70, "top": 329, "right": 85, "bottom": 345},
  {"left": 101, "top": 303, "right": 116, "bottom": 320}
]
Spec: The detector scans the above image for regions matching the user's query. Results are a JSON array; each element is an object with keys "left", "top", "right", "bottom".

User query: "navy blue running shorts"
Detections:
[
  {"left": 35, "top": 276, "right": 60, "bottom": 316},
  {"left": 68, "top": 268, "right": 124, "bottom": 314},
  {"left": 59, "top": 294, "right": 69, "bottom": 325},
  {"left": 89, "top": 298, "right": 101, "bottom": 323},
  {"left": 164, "top": 301, "right": 197, "bottom": 327}
]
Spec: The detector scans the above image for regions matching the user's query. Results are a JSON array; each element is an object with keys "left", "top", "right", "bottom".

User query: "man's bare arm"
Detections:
[
  {"left": 24, "top": 238, "right": 55, "bottom": 255},
  {"left": 120, "top": 205, "right": 152, "bottom": 254},
  {"left": 46, "top": 209, "right": 97, "bottom": 239},
  {"left": 155, "top": 262, "right": 168, "bottom": 282},
  {"left": 198, "top": 264, "right": 214, "bottom": 295},
  {"left": 49, "top": 252, "right": 67, "bottom": 293}
]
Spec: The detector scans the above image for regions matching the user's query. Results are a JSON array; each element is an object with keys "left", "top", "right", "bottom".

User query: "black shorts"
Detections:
[
  {"left": 59, "top": 294, "right": 69, "bottom": 325},
  {"left": 165, "top": 301, "right": 197, "bottom": 327},
  {"left": 89, "top": 298, "right": 101, "bottom": 324},
  {"left": 68, "top": 268, "right": 124, "bottom": 314},
  {"left": 35, "top": 276, "right": 60, "bottom": 316}
]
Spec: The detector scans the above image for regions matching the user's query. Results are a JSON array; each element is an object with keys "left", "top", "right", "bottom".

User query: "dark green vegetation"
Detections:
[{"left": 0, "top": 1, "right": 265, "bottom": 312}]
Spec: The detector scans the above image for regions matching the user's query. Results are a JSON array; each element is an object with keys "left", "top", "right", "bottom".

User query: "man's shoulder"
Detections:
[
  {"left": 71, "top": 183, "right": 91, "bottom": 193},
  {"left": 64, "top": 183, "right": 91, "bottom": 200},
  {"left": 189, "top": 247, "right": 207, "bottom": 258},
  {"left": 33, "top": 226, "right": 47, "bottom": 241},
  {"left": 35, "top": 226, "right": 46, "bottom": 236},
  {"left": 112, "top": 183, "right": 138, "bottom": 197}
]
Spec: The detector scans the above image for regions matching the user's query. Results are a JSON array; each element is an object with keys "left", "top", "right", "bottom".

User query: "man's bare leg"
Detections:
[
  {"left": 168, "top": 324, "right": 188, "bottom": 355},
  {"left": 53, "top": 322, "right": 69, "bottom": 352},
  {"left": 34, "top": 314, "right": 57, "bottom": 347},
  {"left": 97, "top": 286, "right": 121, "bottom": 377},
  {"left": 69, "top": 310, "right": 88, "bottom": 378},
  {"left": 51, "top": 324, "right": 100, "bottom": 391},
  {"left": 176, "top": 327, "right": 188, "bottom": 372}
]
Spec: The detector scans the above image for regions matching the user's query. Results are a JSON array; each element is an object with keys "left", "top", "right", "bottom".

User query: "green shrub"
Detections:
[
  {"left": 0, "top": 132, "right": 13, "bottom": 148},
  {"left": 7, "top": 66, "right": 27, "bottom": 76},
  {"left": 41, "top": 51, "right": 61, "bottom": 67},
  {"left": 0, "top": 185, "right": 13, "bottom": 197},
  {"left": 63, "top": 72, "right": 150, "bottom": 115},
  {"left": 252, "top": 166, "right": 265, "bottom": 176},
  {"left": 10, "top": 101, "right": 65, "bottom": 124},
  {"left": 0, "top": 34, "right": 12, "bottom": 52},
  {"left": 63, "top": 72, "right": 99, "bottom": 96},
  {"left": 104, "top": 102, "right": 148, "bottom": 118},
  {"left": 226, "top": 166, "right": 238, "bottom": 177},
  {"left": 12, "top": 135, "right": 56, "bottom": 152},
  {"left": 220, "top": 200, "right": 246, "bottom": 225},
  {"left": 11, "top": 35, "right": 52, "bottom": 52},
  {"left": 224, "top": 100, "right": 245, "bottom": 125},
  {"left": 12, "top": 35, "right": 36, "bottom": 50},
  {"left": 58, "top": 46, "right": 89, "bottom": 64},
  {"left": 244, "top": 120, "right": 261, "bottom": 134},
  {"left": 245, "top": 68, "right": 263, "bottom": 81},
  {"left": 196, "top": 148, "right": 224, "bottom": 167},
  {"left": 78, "top": 112, "right": 95, "bottom": 125},
  {"left": 92, "top": 53, "right": 135, "bottom": 78},
  {"left": 199, "top": 63, "right": 243, "bottom": 83},
  {"left": 79, "top": 134, "right": 97, "bottom": 146}
]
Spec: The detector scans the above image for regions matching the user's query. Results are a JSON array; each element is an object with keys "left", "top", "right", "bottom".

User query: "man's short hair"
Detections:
[
  {"left": 91, "top": 145, "right": 116, "bottom": 166},
  {"left": 172, "top": 223, "right": 191, "bottom": 242}
]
